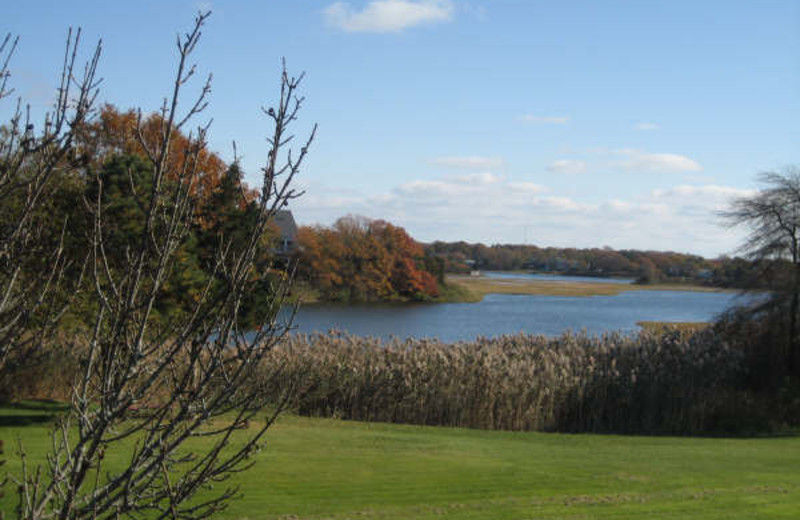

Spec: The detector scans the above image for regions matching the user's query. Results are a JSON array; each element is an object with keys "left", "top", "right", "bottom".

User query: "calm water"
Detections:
[
  {"left": 483, "top": 271, "right": 635, "bottom": 284},
  {"left": 287, "top": 290, "right": 747, "bottom": 342}
]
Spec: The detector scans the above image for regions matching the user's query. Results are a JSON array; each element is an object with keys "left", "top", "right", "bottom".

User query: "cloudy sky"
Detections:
[{"left": 5, "top": 1, "right": 799, "bottom": 257}]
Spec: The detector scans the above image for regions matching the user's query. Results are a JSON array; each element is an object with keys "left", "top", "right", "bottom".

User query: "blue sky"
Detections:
[{"left": 4, "top": 1, "right": 799, "bottom": 257}]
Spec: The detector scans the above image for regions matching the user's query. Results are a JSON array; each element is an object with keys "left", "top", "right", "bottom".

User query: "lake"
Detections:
[{"left": 287, "top": 290, "right": 748, "bottom": 342}]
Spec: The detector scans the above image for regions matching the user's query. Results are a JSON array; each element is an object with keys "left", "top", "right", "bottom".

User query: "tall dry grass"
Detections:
[
  {"left": 257, "top": 328, "right": 770, "bottom": 435},
  {"left": 4, "top": 327, "right": 788, "bottom": 434}
]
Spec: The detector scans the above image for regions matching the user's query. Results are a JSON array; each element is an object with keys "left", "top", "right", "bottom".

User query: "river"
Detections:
[{"left": 286, "top": 287, "right": 748, "bottom": 342}]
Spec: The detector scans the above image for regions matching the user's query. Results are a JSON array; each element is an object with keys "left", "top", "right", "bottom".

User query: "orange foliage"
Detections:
[
  {"left": 297, "top": 216, "right": 439, "bottom": 301},
  {"left": 77, "top": 105, "right": 231, "bottom": 229}
]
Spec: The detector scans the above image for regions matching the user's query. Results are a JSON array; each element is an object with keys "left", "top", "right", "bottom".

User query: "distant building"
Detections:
[
  {"left": 696, "top": 268, "right": 713, "bottom": 280},
  {"left": 273, "top": 210, "right": 298, "bottom": 255}
]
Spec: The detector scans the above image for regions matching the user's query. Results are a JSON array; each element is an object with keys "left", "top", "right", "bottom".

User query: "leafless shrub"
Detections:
[
  {"left": 5, "top": 12, "right": 316, "bottom": 519},
  {"left": 0, "top": 28, "right": 100, "bottom": 373}
]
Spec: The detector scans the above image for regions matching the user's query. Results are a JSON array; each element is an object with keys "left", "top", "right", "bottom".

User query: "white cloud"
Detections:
[
  {"left": 293, "top": 178, "right": 751, "bottom": 257},
  {"left": 453, "top": 172, "right": 502, "bottom": 185},
  {"left": 397, "top": 172, "right": 502, "bottom": 197},
  {"left": 536, "top": 196, "right": 589, "bottom": 212},
  {"left": 324, "top": 0, "right": 454, "bottom": 33},
  {"left": 507, "top": 181, "right": 548, "bottom": 194},
  {"left": 658, "top": 184, "right": 753, "bottom": 199},
  {"left": 430, "top": 156, "right": 505, "bottom": 170},
  {"left": 546, "top": 159, "right": 586, "bottom": 175},
  {"left": 617, "top": 150, "right": 702, "bottom": 173},
  {"left": 635, "top": 122, "right": 659, "bottom": 131},
  {"left": 519, "top": 114, "right": 569, "bottom": 124},
  {"left": 603, "top": 199, "right": 633, "bottom": 213},
  {"left": 648, "top": 184, "right": 755, "bottom": 222}
]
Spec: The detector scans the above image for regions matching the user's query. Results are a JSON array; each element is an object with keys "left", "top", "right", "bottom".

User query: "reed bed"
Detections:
[
  {"left": 257, "top": 328, "right": 766, "bottom": 435},
  {"left": 4, "top": 327, "right": 783, "bottom": 435}
]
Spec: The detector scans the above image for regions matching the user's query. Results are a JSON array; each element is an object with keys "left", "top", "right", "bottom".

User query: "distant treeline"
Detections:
[
  {"left": 292, "top": 217, "right": 770, "bottom": 302},
  {"left": 423, "top": 241, "right": 767, "bottom": 288}
]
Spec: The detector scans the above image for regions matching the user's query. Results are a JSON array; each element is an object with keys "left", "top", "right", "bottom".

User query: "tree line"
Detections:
[
  {"left": 423, "top": 240, "right": 768, "bottom": 287},
  {"left": 290, "top": 217, "right": 771, "bottom": 303}
]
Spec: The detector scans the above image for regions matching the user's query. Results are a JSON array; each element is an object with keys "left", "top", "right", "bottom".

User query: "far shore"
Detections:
[
  {"left": 291, "top": 273, "right": 736, "bottom": 305},
  {"left": 447, "top": 273, "right": 734, "bottom": 300}
]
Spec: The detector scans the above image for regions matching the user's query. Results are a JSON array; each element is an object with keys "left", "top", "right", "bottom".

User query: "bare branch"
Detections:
[{"left": 7, "top": 14, "right": 314, "bottom": 520}]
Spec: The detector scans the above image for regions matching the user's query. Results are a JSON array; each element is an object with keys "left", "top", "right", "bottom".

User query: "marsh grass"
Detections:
[
  {"left": 256, "top": 328, "right": 775, "bottom": 435},
  {"left": 637, "top": 321, "right": 711, "bottom": 334},
  {"left": 4, "top": 326, "right": 789, "bottom": 435},
  {"left": 449, "top": 275, "right": 730, "bottom": 298}
]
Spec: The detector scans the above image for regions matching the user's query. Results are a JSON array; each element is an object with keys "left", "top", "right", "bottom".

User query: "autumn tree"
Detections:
[
  {"left": 297, "top": 216, "right": 440, "bottom": 302},
  {"left": 373, "top": 221, "right": 439, "bottom": 298},
  {"left": 75, "top": 104, "right": 229, "bottom": 206}
]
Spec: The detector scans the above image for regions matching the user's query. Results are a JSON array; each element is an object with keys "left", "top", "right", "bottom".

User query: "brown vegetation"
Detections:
[
  {"left": 448, "top": 275, "right": 730, "bottom": 299},
  {"left": 5, "top": 314, "right": 798, "bottom": 437},
  {"left": 297, "top": 216, "right": 441, "bottom": 302},
  {"left": 252, "top": 327, "right": 788, "bottom": 435}
]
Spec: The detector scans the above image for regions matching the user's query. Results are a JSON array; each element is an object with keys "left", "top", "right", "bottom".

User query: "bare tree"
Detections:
[
  {"left": 8, "top": 12, "right": 315, "bottom": 519},
  {"left": 0, "top": 29, "right": 101, "bottom": 372},
  {"left": 722, "top": 167, "right": 800, "bottom": 375}
]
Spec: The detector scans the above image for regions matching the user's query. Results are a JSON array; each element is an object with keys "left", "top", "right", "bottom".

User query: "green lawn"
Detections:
[{"left": 2, "top": 404, "right": 799, "bottom": 519}]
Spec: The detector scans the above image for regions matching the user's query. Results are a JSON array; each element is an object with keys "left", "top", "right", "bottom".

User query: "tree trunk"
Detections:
[{"left": 791, "top": 262, "right": 800, "bottom": 377}]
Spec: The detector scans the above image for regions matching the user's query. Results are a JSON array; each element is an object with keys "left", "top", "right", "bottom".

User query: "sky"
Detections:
[{"left": 4, "top": 0, "right": 799, "bottom": 258}]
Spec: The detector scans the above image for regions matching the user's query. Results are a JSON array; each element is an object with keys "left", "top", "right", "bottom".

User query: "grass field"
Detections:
[
  {"left": 448, "top": 274, "right": 730, "bottom": 299},
  {"left": 2, "top": 403, "right": 799, "bottom": 519},
  {"left": 289, "top": 274, "right": 725, "bottom": 304}
]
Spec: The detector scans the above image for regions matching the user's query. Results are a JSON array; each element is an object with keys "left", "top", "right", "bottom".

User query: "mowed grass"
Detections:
[
  {"left": 448, "top": 274, "right": 731, "bottom": 299},
  {"left": 2, "top": 404, "right": 799, "bottom": 519}
]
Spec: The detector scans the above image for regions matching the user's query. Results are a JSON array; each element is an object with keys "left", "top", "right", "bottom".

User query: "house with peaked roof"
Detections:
[{"left": 273, "top": 210, "right": 298, "bottom": 256}]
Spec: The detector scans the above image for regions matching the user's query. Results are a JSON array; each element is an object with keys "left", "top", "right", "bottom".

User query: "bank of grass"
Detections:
[
  {"left": 448, "top": 274, "right": 730, "bottom": 299},
  {"left": 433, "top": 279, "right": 482, "bottom": 302},
  {"left": 287, "top": 280, "right": 322, "bottom": 304},
  {"left": 2, "top": 330, "right": 770, "bottom": 434},
  {"left": 637, "top": 321, "right": 711, "bottom": 334},
  {"left": 264, "top": 330, "right": 764, "bottom": 434},
  {"left": 2, "top": 404, "right": 799, "bottom": 519},
  {"left": 294, "top": 273, "right": 715, "bottom": 304}
]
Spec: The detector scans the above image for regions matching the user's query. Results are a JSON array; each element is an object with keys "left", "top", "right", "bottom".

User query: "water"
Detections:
[
  {"left": 483, "top": 271, "right": 634, "bottom": 284},
  {"left": 286, "top": 290, "right": 748, "bottom": 342}
]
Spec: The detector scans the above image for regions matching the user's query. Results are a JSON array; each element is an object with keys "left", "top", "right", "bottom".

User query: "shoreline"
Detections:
[
  {"left": 446, "top": 274, "right": 733, "bottom": 300},
  {"left": 291, "top": 273, "right": 737, "bottom": 305}
]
